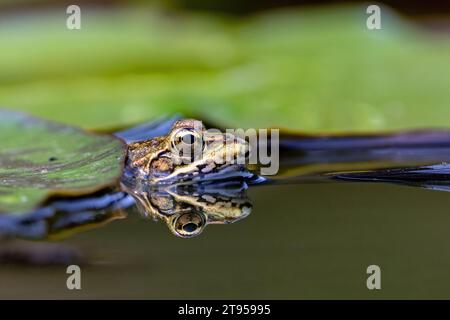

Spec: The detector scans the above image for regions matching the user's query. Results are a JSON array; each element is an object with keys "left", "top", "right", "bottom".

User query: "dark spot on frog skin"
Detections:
[{"left": 150, "top": 157, "right": 173, "bottom": 177}]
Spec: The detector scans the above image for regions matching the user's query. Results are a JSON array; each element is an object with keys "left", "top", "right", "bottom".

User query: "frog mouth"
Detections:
[{"left": 151, "top": 164, "right": 258, "bottom": 186}]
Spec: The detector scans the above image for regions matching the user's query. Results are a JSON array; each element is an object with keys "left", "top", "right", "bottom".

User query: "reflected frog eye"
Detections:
[
  {"left": 170, "top": 212, "right": 206, "bottom": 238},
  {"left": 172, "top": 129, "right": 201, "bottom": 146}
]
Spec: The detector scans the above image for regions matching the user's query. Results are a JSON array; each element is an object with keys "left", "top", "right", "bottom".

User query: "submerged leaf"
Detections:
[{"left": 0, "top": 110, "right": 126, "bottom": 214}]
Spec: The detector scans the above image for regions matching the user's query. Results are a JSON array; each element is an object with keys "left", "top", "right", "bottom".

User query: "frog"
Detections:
[{"left": 124, "top": 119, "right": 253, "bottom": 185}]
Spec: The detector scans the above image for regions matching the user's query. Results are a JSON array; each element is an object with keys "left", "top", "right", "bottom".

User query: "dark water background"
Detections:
[{"left": 1, "top": 181, "right": 449, "bottom": 299}]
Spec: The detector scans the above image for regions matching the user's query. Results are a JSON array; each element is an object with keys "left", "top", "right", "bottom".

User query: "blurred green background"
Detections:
[{"left": 1, "top": 0, "right": 450, "bottom": 132}]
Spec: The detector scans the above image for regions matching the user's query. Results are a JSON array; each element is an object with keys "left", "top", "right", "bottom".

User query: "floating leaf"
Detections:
[{"left": 0, "top": 110, "right": 126, "bottom": 214}]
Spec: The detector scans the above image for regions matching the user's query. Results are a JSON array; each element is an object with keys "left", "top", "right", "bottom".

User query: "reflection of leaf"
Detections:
[{"left": 0, "top": 110, "right": 126, "bottom": 214}]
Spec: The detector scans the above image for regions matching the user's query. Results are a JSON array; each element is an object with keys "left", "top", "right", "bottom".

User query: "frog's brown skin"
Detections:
[{"left": 126, "top": 119, "right": 250, "bottom": 185}]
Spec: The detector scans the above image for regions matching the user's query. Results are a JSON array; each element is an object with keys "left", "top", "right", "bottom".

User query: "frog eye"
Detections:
[
  {"left": 181, "top": 131, "right": 196, "bottom": 144},
  {"left": 169, "top": 212, "right": 206, "bottom": 238},
  {"left": 170, "top": 129, "right": 204, "bottom": 160},
  {"left": 172, "top": 129, "right": 201, "bottom": 146}
]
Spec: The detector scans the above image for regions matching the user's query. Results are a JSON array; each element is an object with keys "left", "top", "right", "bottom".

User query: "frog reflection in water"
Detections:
[{"left": 122, "top": 181, "right": 253, "bottom": 238}]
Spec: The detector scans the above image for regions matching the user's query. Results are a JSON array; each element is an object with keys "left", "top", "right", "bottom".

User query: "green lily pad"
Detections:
[{"left": 0, "top": 110, "right": 126, "bottom": 214}]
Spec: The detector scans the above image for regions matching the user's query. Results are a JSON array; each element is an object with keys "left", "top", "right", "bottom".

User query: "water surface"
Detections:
[{"left": 0, "top": 182, "right": 449, "bottom": 299}]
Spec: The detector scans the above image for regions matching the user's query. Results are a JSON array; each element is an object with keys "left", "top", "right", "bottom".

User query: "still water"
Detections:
[{"left": 0, "top": 181, "right": 449, "bottom": 299}]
